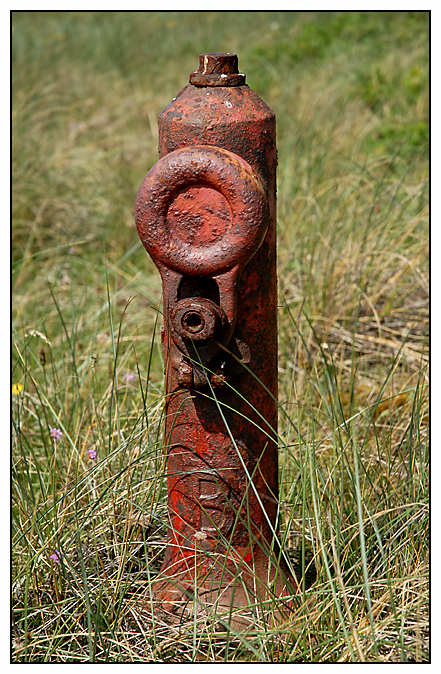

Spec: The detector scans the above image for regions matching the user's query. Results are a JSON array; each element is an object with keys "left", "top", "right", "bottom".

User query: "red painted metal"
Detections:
[{"left": 135, "top": 53, "right": 297, "bottom": 628}]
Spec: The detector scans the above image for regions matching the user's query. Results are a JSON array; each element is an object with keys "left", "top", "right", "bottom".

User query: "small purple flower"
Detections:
[
  {"left": 88, "top": 448, "right": 97, "bottom": 461},
  {"left": 49, "top": 550, "right": 61, "bottom": 563},
  {"left": 50, "top": 427, "right": 63, "bottom": 442},
  {"left": 123, "top": 372, "right": 136, "bottom": 383}
]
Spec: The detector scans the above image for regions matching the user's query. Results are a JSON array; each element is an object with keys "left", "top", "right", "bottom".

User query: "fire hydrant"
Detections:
[{"left": 135, "top": 53, "right": 296, "bottom": 628}]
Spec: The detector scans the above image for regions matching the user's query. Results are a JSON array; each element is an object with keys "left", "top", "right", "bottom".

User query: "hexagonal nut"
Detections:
[
  {"left": 178, "top": 359, "right": 193, "bottom": 388},
  {"left": 211, "top": 368, "right": 227, "bottom": 389}
]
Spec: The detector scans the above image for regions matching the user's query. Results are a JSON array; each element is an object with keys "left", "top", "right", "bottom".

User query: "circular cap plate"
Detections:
[{"left": 135, "top": 145, "right": 268, "bottom": 276}]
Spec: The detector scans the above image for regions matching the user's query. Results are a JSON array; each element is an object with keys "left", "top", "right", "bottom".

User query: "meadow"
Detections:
[{"left": 12, "top": 11, "right": 429, "bottom": 662}]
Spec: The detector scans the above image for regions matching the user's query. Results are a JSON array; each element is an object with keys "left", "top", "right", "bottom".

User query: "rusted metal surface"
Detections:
[
  {"left": 135, "top": 53, "right": 296, "bottom": 628},
  {"left": 189, "top": 53, "right": 246, "bottom": 87}
]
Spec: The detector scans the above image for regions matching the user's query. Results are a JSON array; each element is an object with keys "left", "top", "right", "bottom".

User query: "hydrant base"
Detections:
[{"left": 138, "top": 549, "right": 298, "bottom": 632}]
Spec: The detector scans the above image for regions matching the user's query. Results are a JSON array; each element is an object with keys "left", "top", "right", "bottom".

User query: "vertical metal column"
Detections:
[{"left": 135, "top": 53, "right": 296, "bottom": 627}]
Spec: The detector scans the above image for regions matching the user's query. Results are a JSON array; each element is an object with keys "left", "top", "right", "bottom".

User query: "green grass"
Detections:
[{"left": 12, "top": 10, "right": 429, "bottom": 662}]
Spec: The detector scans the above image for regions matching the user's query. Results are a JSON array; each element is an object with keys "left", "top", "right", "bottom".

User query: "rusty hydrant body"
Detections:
[{"left": 135, "top": 54, "right": 295, "bottom": 628}]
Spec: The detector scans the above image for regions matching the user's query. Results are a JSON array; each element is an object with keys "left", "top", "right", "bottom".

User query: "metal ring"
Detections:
[{"left": 135, "top": 145, "right": 268, "bottom": 276}]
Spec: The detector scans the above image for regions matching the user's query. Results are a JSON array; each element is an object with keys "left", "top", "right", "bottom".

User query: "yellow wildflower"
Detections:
[{"left": 12, "top": 383, "right": 23, "bottom": 395}]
